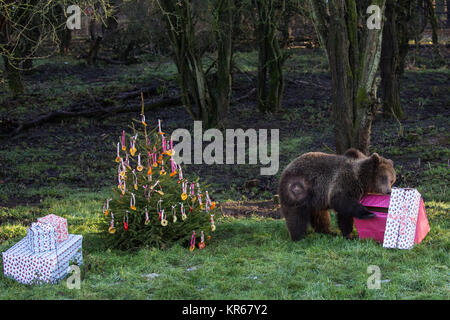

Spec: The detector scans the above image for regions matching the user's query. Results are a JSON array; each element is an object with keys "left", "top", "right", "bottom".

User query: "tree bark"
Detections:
[
  {"left": 3, "top": 56, "right": 24, "bottom": 96},
  {"left": 310, "top": 0, "right": 386, "bottom": 155}
]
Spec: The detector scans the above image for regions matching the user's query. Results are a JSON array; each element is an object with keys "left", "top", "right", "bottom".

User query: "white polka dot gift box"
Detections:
[
  {"left": 2, "top": 234, "right": 83, "bottom": 285},
  {"left": 25, "top": 222, "right": 57, "bottom": 254},
  {"left": 37, "top": 214, "right": 68, "bottom": 242},
  {"left": 382, "top": 188, "right": 430, "bottom": 250}
]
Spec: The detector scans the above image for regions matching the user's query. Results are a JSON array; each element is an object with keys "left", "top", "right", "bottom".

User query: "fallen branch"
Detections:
[{"left": 8, "top": 96, "right": 182, "bottom": 136}]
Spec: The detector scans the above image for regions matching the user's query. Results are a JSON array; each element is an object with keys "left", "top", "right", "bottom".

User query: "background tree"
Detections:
[
  {"left": 0, "top": 1, "right": 112, "bottom": 96},
  {"left": 250, "top": 0, "right": 290, "bottom": 113},
  {"left": 157, "top": 0, "right": 234, "bottom": 128},
  {"left": 380, "top": 0, "right": 424, "bottom": 119},
  {"left": 309, "top": 0, "right": 386, "bottom": 155}
]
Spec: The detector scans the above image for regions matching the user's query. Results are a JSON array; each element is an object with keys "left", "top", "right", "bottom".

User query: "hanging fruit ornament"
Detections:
[
  {"left": 172, "top": 205, "right": 177, "bottom": 223},
  {"left": 144, "top": 207, "right": 150, "bottom": 225},
  {"left": 198, "top": 231, "right": 205, "bottom": 250},
  {"left": 170, "top": 153, "right": 177, "bottom": 177},
  {"left": 121, "top": 180, "right": 126, "bottom": 195},
  {"left": 108, "top": 213, "right": 116, "bottom": 234},
  {"left": 180, "top": 202, "right": 187, "bottom": 221},
  {"left": 147, "top": 155, "right": 152, "bottom": 176},
  {"left": 197, "top": 183, "right": 203, "bottom": 209},
  {"left": 158, "top": 119, "right": 165, "bottom": 135},
  {"left": 115, "top": 142, "right": 122, "bottom": 163},
  {"left": 159, "top": 159, "right": 166, "bottom": 176},
  {"left": 178, "top": 164, "right": 183, "bottom": 183},
  {"left": 121, "top": 130, "right": 126, "bottom": 151},
  {"left": 160, "top": 209, "right": 168, "bottom": 227},
  {"left": 137, "top": 153, "right": 144, "bottom": 172},
  {"left": 141, "top": 113, "right": 147, "bottom": 127},
  {"left": 189, "top": 231, "right": 196, "bottom": 251},
  {"left": 129, "top": 134, "right": 137, "bottom": 157},
  {"left": 181, "top": 181, "right": 188, "bottom": 201},
  {"left": 103, "top": 198, "right": 111, "bottom": 217},
  {"left": 210, "top": 214, "right": 216, "bottom": 232},
  {"left": 205, "top": 191, "right": 216, "bottom": 210},
  {"left": 132, "top": 169, "right": 138, "bottom": 190},
  {"left": 123, "top": 214, "right": 129, "bottom": 231},
  {"left": 190, "top": 182, "right": 196, "bottom": 202},
  {"left": 152, "top": 150, "right": 158, "bottom": 167},
  {"left": 130, "top": 193, "right": 136, "bottom": 211}
]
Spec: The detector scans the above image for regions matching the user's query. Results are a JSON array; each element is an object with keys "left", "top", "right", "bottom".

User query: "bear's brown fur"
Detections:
[{"left": 278, "top": 148, "right": 396, "bottom": 240}]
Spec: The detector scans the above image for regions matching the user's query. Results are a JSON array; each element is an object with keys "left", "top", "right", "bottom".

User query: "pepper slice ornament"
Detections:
[
  {"left": 123, "top": 214, "right": 129, "bottom": 231},
  {"left": 103, "top": 198, "right": 112, "bottom": 217},
  {"left": 158, "top": 119, "right": 165, "bottom": 135}
]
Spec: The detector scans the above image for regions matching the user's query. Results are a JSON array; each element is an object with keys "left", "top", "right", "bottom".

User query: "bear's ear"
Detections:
[
  {"left": 370, "top": 153, "right": 381, "bottom": 168},
  {"left": 344, "top": 148, "right": 366, "bottom": 159}
]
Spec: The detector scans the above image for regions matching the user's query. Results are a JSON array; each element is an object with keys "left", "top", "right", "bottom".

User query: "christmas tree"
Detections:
[{"left": 102, "top": 111, "right": 217, "bottom": 250}]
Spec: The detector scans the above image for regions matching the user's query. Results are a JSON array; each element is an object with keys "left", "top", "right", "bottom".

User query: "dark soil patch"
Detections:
[{"left": 220, "top": 200, "right": 281, "bottom": 219}]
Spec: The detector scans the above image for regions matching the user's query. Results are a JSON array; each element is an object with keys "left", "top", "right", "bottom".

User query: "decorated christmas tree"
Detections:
[{"left": 101, "top": 110, "right": 217, "bottom": 250}]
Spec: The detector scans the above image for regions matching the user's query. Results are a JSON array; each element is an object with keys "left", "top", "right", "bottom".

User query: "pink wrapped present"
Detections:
[
  {"left": 354, "top": 188, "right": 430, "bottom": 248},
  {"left": 26, "top": 222, "right": 57, "bottom": 253},
  {"left": 37, "top": 214, "right": 68, "bottom": 242}
]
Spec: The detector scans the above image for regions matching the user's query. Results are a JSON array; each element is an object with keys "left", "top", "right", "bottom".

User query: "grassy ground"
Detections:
[{"left": 0, "top": 47, "right": 449, "bottom": 299}]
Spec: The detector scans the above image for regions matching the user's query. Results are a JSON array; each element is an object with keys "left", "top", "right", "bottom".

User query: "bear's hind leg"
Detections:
[
  {"left": 337, "top": 213, "right": 354, "bottom": 239},
  {"left": 281, "top": 205, "right": 310, "bottom": 241},
  {"left": 310, "top": 210, "right": 335, "bottom": 235}
]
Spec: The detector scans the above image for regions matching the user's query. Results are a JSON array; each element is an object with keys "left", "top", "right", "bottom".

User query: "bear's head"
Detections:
[{"left": 364, "top": 153, "right": 396, "bottom": 194}]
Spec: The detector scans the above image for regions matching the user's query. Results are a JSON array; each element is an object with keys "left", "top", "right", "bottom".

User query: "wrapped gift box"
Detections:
[
  {"left": 355, "top": 188, "right": 430, "bottom": 249},
  {"left": 37, "top": 214, "right": 68, "bottom": 242},
  {"left": 25, "top": 222, "right": 57, "bottom": 254},
  {"left": 2, "top": 234, "right": 83, "bottom": 285}
]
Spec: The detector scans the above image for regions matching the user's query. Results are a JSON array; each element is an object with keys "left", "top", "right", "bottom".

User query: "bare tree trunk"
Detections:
[
  {"left": 253, "top": 0, "right": 287, "bottom": 113},
  {"left": 310, "top": 0, "right": 386, "bottom": 155},
  {"left": 3, "top": 56, "right": 24, "bottom": 96}
]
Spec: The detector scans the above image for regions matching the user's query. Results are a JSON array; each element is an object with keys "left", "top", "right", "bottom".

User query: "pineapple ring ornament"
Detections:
[
  {"left": 115, "top": 142, "right": 122, "bottom": 163},
  {"left": 181, "top": 181, "right": 188, "bottom": 201},
  {"left": 160, "top": 210, "right": 168, "bottom": 226},
  {"left": 172, "top": 205, "right": 177, "bottom": 223},
  {"left": 198, "top": 231, "right": 205, "bottom": 250},
  {"left": 121, "top": 130, "right": 126, "bottom": 151},
  {"left": 125, "top": 153, "right": 131, "bottom": 170},
  {"left": 137, "top": 153, "right": 144, "bottom": 172},
  {"left": 108, "top": 213, "right": 116, "bottom": 234},
  {"left": 189, "top": 231, "right": 196, "bottom": 251},
  {"left": 130, "top": 193, "right": 136, "bottom": 211},
  {"left": 144, "top": 207, "right": 150, "bottom": 225},
  {"left": 180, "top": 203, "right": 187, "bottom": 221},
  {"left": 151, "top": 180, "right": 164, "bottom": 196},
  {"left": 152, "top": 152, "right": 158, "bottom": 167}
]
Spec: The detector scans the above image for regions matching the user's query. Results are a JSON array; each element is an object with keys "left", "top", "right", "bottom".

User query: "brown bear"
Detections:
[{"left": 278, "top": 148, "right": 396, "bottom": 240}]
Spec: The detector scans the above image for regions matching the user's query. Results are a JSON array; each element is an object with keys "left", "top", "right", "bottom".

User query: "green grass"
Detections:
[
  {"left": 0, "top": 48, "right": 448, "bottom": 299},
  {"left": 0, "top": 187, "right": 448, "bottom": 299}
]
